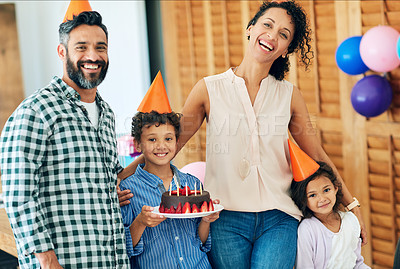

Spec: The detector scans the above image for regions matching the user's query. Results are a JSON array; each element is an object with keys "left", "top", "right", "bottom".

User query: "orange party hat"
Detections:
[
  {"left": 288, "top": 139, "right": 320, "bottom": 182},
  {"left": 137, "top": 71, "right": 172, "bottom": 113},
  {"left": 63, "top": 0, "right": 92, "bottom": 23}
]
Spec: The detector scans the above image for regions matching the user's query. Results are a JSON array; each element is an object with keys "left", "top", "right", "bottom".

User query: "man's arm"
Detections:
[
  {"left": 0, "top": 107, "right": 55, "bottom": 259},
  {"left": 34, "top": 250, "right": 63, "bottom": 269}
]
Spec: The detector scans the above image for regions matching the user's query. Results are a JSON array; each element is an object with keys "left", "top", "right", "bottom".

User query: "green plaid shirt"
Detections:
[{"left": 0, "top": 77, "right": 129, "bottom": 268}]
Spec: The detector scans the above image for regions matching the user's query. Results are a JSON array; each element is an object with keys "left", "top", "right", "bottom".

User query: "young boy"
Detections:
[{"left": 119, "top": 73, "right": 219, "bottom": 268}]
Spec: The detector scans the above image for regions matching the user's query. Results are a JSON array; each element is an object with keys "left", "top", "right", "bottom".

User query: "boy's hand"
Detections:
[
  {"left": 201, "top": 199, "right": 221, "bottom": 223},
  {"left": 137, "top": 205, "right": 166, "bottom": 227},
  {"left": 201, "top": 211, "right": 220, "bottom": 223}
]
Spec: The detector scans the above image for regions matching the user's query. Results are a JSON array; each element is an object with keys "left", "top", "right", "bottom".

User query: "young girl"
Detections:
[{"left": 291, "top": 162, "right": 370, "bottom": 269}]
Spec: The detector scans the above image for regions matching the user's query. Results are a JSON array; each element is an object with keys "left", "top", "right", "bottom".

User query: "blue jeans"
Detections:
[{"left": 208, "top": 209, "right": 298, "bottom": 269}]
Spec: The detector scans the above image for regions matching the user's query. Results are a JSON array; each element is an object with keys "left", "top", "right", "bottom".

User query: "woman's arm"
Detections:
[
  {"left": 289, "top": 86, "right": 367, "bottom": 245},
  {"left": 178, "top": 78, "right": 209, "bottom": 152},
  {"left": 118, "top": 155, "right": 144, "bottom": 180}
]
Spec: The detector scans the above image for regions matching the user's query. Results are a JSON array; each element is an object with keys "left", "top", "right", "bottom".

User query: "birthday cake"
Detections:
[{"left": 159, "top": 186, "right": 213, "bottom": 214}]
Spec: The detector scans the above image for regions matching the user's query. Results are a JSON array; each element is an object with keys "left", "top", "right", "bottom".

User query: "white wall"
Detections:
[{"left": 12, "top": 1, "right": 149, "bottom": 134}]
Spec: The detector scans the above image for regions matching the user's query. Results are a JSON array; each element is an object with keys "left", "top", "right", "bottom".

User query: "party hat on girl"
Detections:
[
  {"left": 137, "top": 71, "right": 172, "bottom": 113},
  {"left": 288, "top": 139, "right": 320, "bottom": 182},
  {"left": 63, "top": 0, "right": 92, "bottom": 23}
]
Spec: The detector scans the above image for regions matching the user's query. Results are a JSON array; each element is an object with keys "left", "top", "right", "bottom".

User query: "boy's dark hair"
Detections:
[
  {"left": 290, "top": 161, "right": 343, "bottom": 218},
  {"left": 247, "top": 0, "right": 313, "bottom": 81},
  {"left": 131, "top": 111, "right": 182, "bottom": 143},
  {"left": 59, "top": 11, "right": 108, "bottom": 47}
]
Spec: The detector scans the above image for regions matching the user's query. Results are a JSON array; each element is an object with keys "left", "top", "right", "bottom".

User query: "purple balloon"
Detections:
[{"left": 351, "top": 75, "right": 392, "bottom": 117}]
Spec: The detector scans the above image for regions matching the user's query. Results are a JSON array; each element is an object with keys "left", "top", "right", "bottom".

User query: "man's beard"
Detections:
[{"left": 66, "top": 53, "right": 109, "bottom": 90}]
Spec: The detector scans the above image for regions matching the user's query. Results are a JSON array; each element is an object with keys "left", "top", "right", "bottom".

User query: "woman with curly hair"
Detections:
[
  {"left": 178, "top": 1, "right": 366, "bottom": 267},
  {"left": 119, "top": 1, "right": 366, "bottom": 268}
]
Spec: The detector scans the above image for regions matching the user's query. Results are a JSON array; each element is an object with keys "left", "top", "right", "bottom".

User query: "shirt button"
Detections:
[
  {"left": 175, "top": 236, "right": 179, "bottom": 241},
  {"left": 74, "top": 94, "right": 79, "bottom": 98},
  {"left": 66, "top": 94, "right": 71, "bottom": 99},
  {"left": 109, "top": 187, "right": 113, "bottom": 192},
  {"left": 115, "top": 220, "right": 117, "bottom": 223},
  {"left": 179, "top": 257, "right": 183, "bottom": 261}
]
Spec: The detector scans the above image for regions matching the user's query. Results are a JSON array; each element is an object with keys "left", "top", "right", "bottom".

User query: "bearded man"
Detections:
[{"left": 0, "top": 11, "right": 129, "bottom": 268}]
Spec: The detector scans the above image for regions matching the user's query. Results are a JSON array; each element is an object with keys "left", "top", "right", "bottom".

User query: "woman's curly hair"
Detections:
[
  {"left": 290, "top": 161, "right": 344, "bottom": 219},
  {"left": 131, "top": 111, "right": 182, "bottom": 143},
  {"left": 247, "top": 0, "right": 314, "bottom": 80}
]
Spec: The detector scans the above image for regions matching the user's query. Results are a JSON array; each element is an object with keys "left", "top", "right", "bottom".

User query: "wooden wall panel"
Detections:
[
  {"left": 361, "top": 0, "right": 400, "bottom": 267},
  {"left": 161, "top": 1, "right": 400, "bottom": 266},
  {"left": 0, "top": 4, "right": 24, "bottom": 132}
]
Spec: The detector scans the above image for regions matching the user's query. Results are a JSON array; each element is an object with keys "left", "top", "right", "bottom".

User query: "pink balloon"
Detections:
[
  {"left": 360, "top": 25, "right": 400, "bottom": 72},
  {"left": 180, "top": 162, "right": 206, "bottom": 183}
]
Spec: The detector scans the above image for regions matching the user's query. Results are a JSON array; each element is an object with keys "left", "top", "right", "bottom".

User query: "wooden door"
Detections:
[{"left": 0, "top": 4, "right": 24, "bottom": 131}]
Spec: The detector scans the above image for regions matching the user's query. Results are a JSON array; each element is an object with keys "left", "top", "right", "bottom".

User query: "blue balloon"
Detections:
[
  {"left": 336, "top": 36, "right": 369, "bottom": 75},
  {"left": 351, "top": 75, "right": 392, "bottom": 117}
]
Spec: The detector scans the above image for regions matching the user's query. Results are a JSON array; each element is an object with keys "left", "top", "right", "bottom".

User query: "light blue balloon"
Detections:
[{"left": 397, "top": 36, "right": 400, "bottom": 60}]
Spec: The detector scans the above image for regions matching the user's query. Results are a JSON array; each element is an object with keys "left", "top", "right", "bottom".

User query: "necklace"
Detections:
[{"left": 231, "top": 66, "right": 251, "bottom": 180}]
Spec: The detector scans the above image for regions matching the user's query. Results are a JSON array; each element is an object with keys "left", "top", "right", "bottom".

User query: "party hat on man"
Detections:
[
  {"left": 137, "top": 71, "right": 172, "bottom": 113},
  {"left": 288, "top": 139, "right": 320, "bottom": 182},
  {"left": 63, "top": 0, "right": 92, "bottom": 23}
]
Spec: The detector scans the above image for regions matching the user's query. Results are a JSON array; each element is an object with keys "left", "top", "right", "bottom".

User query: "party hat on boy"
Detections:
[
  {"left": 137, "top": 71, "right": 172, "bottom": 113},
  {"left": 63, "top": 0, "right": 92, "bottom": 23},
  {"left": 288, "top": 139, "right": 320, "bottom": 182}
]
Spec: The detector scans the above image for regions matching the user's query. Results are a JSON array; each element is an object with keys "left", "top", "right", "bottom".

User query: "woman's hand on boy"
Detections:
[
  {"left": 117, "top": 187, "right": 133, "bottom": 207},
  {"left": 137, "top": 205, "right": 166, "bottom": 227},
  {"left": 116, "top": 178, "right": 134, "bottom": 207}
]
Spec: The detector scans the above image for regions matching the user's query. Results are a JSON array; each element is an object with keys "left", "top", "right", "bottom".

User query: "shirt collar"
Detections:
[
  {"left": 226, "top": 67, "right": 272, "bottom": 86},
  {"left": 136, "top": 163, "right": 184, "bottom": 191},
  {"left": 50, "top": 76, "right": 104, "bottom": 104}
]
